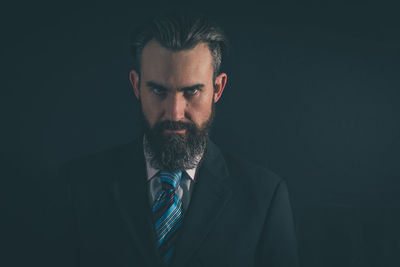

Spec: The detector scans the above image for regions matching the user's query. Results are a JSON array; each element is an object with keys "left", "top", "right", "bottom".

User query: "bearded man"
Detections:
[{"left": 52, "top": 14, "right": 299, "bottom": 267}]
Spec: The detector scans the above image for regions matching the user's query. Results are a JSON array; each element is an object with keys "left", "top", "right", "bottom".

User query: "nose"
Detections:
[{"left": 164, "top": 93, "right": 186, "bottom": 121}]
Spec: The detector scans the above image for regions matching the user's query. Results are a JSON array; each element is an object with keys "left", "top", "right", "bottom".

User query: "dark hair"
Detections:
[{"left": 130, "top": 14, "right": 228, "bottom": 79}]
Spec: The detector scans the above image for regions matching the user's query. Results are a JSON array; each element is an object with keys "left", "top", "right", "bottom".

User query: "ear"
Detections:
[
  {"left": 129, "top": 70, "right": 140, "bottom": 99},
  {"left": 213, "top": 72, "right": 227, "bottom": 103}
]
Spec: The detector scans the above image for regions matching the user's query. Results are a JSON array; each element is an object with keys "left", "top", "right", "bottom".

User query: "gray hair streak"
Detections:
[{"left": 130, "top": 14, "right": 229, "bottom": 79}]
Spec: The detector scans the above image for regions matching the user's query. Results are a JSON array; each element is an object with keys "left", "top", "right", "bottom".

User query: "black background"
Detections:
[{"left": 2, "top": 1, "right": 400, "bottom": 266}]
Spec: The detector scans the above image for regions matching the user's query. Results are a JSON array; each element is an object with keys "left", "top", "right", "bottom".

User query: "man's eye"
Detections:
[
  {"left": 153, "top": 87, "right": 165, "bottom": 95},
  {"left": 185, "top": 89, "right": 198, "bottom": 96}
]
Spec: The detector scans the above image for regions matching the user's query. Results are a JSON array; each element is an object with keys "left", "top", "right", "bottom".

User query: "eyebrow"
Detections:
[{"left": 146, "top": 81, "right": 205, "bottom": 92}]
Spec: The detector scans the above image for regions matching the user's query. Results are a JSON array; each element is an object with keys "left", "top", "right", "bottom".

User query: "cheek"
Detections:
[
  {"left": 188, "top": 95, "right": 213, "bottom": 122},
  {"left": 140, "top": 93, "right": 162, "bottom": 123}
]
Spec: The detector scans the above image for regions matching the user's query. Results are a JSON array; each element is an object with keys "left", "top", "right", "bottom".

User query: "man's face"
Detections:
[{"left": 129, "top": 40, "right": 227, "bottom": 170}]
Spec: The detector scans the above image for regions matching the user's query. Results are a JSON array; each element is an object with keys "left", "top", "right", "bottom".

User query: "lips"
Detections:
[{"left": 164, "top": 129, "right": 186, "bottom": 134}]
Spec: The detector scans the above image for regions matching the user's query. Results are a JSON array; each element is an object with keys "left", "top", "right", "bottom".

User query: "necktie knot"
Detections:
[{"left": 159, "top": 170, "right": 182, "bottom": 190}]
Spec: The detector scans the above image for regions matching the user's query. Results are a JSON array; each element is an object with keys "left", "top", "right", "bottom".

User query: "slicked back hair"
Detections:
[{"left": 130, "top": 14, "right": 228, "bottom": 80}]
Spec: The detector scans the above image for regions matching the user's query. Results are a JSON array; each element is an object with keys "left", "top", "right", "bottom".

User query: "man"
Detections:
[{"left": 52, "top": 14, "right": 299, "bottom": 267}]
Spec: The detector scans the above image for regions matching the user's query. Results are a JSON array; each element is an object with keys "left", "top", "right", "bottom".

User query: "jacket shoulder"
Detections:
[
  {"left": 220, "top": 151, "right": 286, "bottom": 206},
  {"left": 223, "top": 152, "right": 282, "bottom": 187},
  {"left": 58, "top": 140, "right": 140, "bottom": 184}
]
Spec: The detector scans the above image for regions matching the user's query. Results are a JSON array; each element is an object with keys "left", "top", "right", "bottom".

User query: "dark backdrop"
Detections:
[{"left": 2, "top": 1, "right": 400, "bottom": 267}]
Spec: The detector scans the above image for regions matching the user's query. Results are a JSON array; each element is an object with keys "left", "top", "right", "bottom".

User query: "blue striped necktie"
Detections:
[{"left": 152, "top": 170, "right": 183, "bottom": 264}]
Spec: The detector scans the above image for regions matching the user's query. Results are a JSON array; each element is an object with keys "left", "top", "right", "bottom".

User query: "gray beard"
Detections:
[
  {"left": 143, "top": 133, "right": 206, "bottom": 171},
  {"left": 141, "top": 101, "right": 215, "bottom": 171}
]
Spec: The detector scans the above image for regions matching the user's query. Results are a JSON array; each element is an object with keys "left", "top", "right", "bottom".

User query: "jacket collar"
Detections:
[
  {"left": 169, "top": 139, "right": 232, "bottom": 267},
  {"left": 112, "top": 138, "right": 161, "bottom": 267}
]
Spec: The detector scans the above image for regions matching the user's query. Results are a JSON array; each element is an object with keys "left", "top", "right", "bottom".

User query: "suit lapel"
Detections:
[
  {"left": 111, "top": 139, "right": 161, "bottom": 267},
  {"left": 170, "top": 140, "right": 233, "bottom": 267}
]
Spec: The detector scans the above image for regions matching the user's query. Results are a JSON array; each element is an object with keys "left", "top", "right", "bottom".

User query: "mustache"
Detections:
[{"left": 153, "top": 120, "right": 197, "bottom": 131}]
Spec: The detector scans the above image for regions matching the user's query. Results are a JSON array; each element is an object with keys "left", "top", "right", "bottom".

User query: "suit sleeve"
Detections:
[{"left": 255, "top": 180, "right": 299, "bottom": 267}]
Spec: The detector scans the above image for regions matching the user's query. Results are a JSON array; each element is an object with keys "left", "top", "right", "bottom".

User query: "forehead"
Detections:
[{"left": 140, "top": 40, "right": 214, "bottom": 87}]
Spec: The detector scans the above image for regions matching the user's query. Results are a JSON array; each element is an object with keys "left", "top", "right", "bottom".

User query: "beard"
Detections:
[{"left": 141, "top": 101, "right": 215, "bottom": 171}]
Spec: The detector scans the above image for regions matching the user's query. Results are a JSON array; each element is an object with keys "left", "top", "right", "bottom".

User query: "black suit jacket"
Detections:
[{"left": 48, "top": 137, "right": 299, "bottom": 267}]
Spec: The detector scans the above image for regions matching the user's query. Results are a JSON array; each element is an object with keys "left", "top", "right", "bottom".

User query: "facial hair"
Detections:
[{"left": 141, "top": 101, "right": 215, "bottom": 171}]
